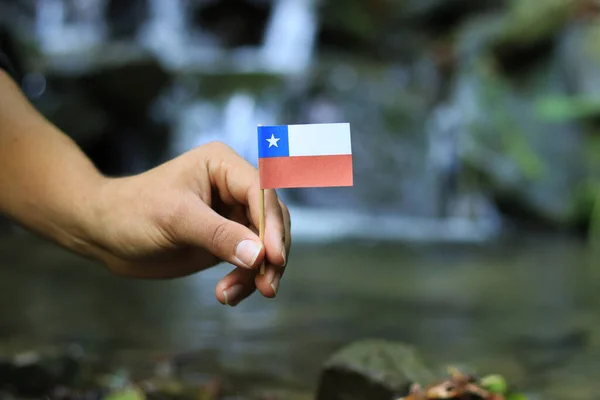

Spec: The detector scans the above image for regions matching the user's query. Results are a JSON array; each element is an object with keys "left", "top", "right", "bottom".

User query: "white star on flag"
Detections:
[{"left": 266, "top": 134, "right": 280, "bottom": 148}]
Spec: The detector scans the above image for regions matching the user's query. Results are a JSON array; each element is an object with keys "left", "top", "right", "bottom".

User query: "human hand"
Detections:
[{"left": 86, "top": 142, "right": 290, "bottom": 306}]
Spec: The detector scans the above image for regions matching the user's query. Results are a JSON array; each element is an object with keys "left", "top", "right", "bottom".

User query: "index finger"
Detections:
[
  {"left": 198, "top": 142, "right": 263, "bottom": 226},
  {"left": 197, "top": 142, "right": 287, "bottom": 265}
]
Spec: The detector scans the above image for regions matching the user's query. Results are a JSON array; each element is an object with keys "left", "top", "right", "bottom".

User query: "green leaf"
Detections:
[
  {"left": 506, "top": 393, "right": 528, "bottom": 400},
  {"left": 480, "top": 374, "right": 507, "bottom": 393},
  {"left": 534, "top": 96, "right": 600, "bottom": 122}
]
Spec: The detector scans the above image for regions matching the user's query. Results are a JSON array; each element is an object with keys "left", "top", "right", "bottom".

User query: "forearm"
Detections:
[{"left": 0, "top": 70, "right": 107, "bottom": 256}]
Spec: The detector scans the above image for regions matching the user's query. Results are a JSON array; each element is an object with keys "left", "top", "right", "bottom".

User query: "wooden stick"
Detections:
[
  {"left": 258, "top": 124, "right": 266, "bottom": 275},
  {"left": 259, "top": 188, "right": 266, "bottom": 275}
]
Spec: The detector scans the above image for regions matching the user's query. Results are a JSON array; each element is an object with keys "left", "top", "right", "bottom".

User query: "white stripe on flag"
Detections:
[{"left": 288, "top": 123, "right": 352, "bottom": 157}]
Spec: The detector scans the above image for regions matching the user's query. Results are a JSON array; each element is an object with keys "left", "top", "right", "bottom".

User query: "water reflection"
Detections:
[{"left": 0, "top": 234, "right": 595, "bottom": 392}]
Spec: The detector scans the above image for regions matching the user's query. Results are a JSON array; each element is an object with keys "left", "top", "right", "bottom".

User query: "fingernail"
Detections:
[
  {"left": 281, "top": 244, "right": 287, "bottom": 267},
  {"left": 266, "top": 267, "right": 277, "bottom": 285},
  {"left": 270, "top": 273, "right": 281, "bottom": 296},
  {"left": 235, "top": 240, "right": 262, "bottom": 268},
  {"left": 223, "top": 284, "right": 244, "bottom": 306}
]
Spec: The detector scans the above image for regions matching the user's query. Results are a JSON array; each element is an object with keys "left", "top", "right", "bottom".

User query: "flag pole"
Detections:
[
  {"left": 259, "top": 188, "right": 266, "bottom": 275},
  {"left": 258, "top": 124, "right": 266, "bottom": 275}
]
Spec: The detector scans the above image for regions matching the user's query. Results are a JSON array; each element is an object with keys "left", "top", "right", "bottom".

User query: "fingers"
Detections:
[
  {"left": 281, "top": 199, "right": 291, "bottom": 259},
  {"left": 199, "top": 143, "right": 277, "bottom": 236},
  {"left": 200, "top": 142, "right": 262, "bottom": 217},
  {"left": 215, "top": 267, "right": 257, "bottom": 306},
  {"left": 263, "top": 189, "right": 287, "bottom": 267},
  {"left": 255, "top": 199, "right": 291, "bottom": 298},
  {"left": 198, "top": 142, "right": 289, "bottom": 267},
  {"left": 172, "top": 198, "right": 265, "bottom": 270},
  {"left": 189, "top": 142, "right": 294, "bottom": 303}
]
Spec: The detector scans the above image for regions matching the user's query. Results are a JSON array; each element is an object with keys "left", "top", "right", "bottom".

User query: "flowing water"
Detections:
[{"left": 0, "top": 233, "right": 597, "bottom": 397}]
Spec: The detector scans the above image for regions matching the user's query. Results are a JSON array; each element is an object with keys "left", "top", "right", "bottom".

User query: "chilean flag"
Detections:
[{"left": 257, "top": 123, "right": 354, "bottom": 189}]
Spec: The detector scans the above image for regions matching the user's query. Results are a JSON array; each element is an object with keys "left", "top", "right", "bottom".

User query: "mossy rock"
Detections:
[
  {"left": 495, "top": 0, "right": 582, "bottom": 45},
  {"left": 316, "top": 340, "right": 435, "bottom": 400}
]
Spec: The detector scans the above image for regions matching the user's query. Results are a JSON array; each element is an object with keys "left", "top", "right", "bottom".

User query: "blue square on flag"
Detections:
[{"left": 258, "top": 125, "right": 289, "bottom": 158}]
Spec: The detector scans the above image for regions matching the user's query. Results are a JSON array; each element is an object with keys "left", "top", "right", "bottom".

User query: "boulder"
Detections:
[
  {"left": 282, "top": 60, "right": 444, "bottom": 217},
  {"left": 443, "top": 8, "right": 593, "bottom": 229},
  {"left": 316, "top": 0, "right": 502, "bottom": 60},
  {"left": 106, "top": 0, "right": 149, "bottom": 40},
  {"left": 36, "top": 44, "right": 173, "bottom": 175},
  {"left": 191, "top": 0, "right": 271, "bottom": 48},
  {"left": 316, "top": 340, "right": 435, "bottom": 400}
]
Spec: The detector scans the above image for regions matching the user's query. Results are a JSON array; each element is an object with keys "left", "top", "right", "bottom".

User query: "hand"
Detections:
[{"left": 86, "top": 142, "right": 291, "bottom": 306}]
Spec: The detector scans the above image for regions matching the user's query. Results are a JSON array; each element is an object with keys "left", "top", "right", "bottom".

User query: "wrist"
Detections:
[
  {"left": 52, "top": 174, "right": 115, "bottom": 261},
  {"left": 73, "top": 175, "right": 125, "bottom": 262}
]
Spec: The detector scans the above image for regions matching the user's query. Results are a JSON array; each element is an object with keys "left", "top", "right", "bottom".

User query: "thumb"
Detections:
[{"left": 174, "top": 202, "right": 264, "bottom": 269}]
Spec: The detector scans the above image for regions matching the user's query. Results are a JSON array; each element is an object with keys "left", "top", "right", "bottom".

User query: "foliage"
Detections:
[
  {"left": 534, "top": 94, "right": 600, "bottom": 243},
  {"left": 398, "top": 367, "right": 527, "bottom": 399},
  {"left": 534, "top": 95, "right": 600, "bottom": 122},
  {"left": 498, "top": 0, "right": 580, "bottom": 44}
]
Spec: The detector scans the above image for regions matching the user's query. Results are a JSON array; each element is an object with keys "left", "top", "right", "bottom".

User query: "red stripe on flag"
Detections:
[{"left": 259, "top": 154, "right": 353, "bottom": 189}]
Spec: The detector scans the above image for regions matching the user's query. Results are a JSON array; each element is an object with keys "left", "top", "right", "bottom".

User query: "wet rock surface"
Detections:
[
  {"left": 316, "top": 340, "right": 436, "bottom": 400},
  {"left": 33, "top": 46, "right": 172, "bottom": 175},
  {"left": 0, "top": 345, "right": 234, "bottom": 400},
  {"left": 0, "top": 338, "right": 590, "bottom": 400}
]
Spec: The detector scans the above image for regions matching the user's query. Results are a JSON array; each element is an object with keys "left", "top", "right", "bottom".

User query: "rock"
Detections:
[
  {"left": 400, "top": 0, "right": 505, "bottom": 37},
  {"left": 316, "top": 0, "right": 502, "bottom": 60},
  {"left": 0, "top": 346, "right": 89, "bottom": 398},
  {"left": 106, "top": 0, "right": 149, "bottom": 40},
  {"left": 493, "top": 0, "right": 582, "bottom": 46},
  {"left": 191, "top": 0, "right": 271, "bottom": 48},
  {"left": 443, "top": 9, "right": 591, "bottom": 229},
  {"left": 76, "top": 54, "right": 171, "bottom": 124},
  {"left": 488, "top": 0, "right": 586, "bottom": 80},
  {"left": 315, "top": 340, "right": 435, "bottom": 400},
  {"left": 556, "top": 21, "right": 600, "bottom": 106},
  {"left": 39, "top": 43, "right": 170, "bottom": 123},
  {"left": 35, "top": 44, "right": 173, "bottom": 175},
  {"left": 4, "top": 363, "right": 54, "bottom": 397},
  {"left": 283, "top": 60, "right": 446, "bottom": 217}
]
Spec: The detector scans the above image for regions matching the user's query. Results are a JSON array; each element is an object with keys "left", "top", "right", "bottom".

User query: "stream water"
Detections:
[{"left": 0, "top": 233, "right": 597, "bottom": 397}]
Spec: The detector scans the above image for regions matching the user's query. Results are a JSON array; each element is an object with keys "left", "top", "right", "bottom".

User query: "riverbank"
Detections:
[{"left": 0, "top": 233, "right": 597, "bottom": 399}]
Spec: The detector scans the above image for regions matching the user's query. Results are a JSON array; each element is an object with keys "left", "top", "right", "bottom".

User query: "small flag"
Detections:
[{"left": 257, "top": 123, "right": 353, "bottom": 189}]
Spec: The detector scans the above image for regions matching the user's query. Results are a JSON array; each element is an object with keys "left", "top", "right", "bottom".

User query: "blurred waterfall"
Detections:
[
  {"left": 20, "top": 0, "right": 503, "bottom": 243},
  {"left": 35, "top": 0, "right": 107, "bottom": 54},
  {"left": 170, "top": 91, "right": 276, "bottom": 164},
  {"left": 260, "top": 0, "right": 318, "bottom": 74},
  {"left": 137, "top": 0, "right": 190, "bottom": 68}
]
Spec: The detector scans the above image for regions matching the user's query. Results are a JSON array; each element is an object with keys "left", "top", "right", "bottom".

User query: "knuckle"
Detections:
[
  {"left": 154, "top": 204, "right": 189, "bottom": 244},
  {"left": 165, "top": 199, "right": 189, "bottom": 228},
  {"left": 204, "top": 141, "right": 232, "bottom": 154},
  {"left": 156, "top": 198, "right": 193, "bottom": 245},
  {"left": 210, "top": 220, "right": 232, "bottom": 252}
]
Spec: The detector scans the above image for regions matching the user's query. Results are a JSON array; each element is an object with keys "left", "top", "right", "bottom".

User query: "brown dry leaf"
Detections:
[{"left": 396, "top": 367, "right": 506, "bottom": 400}]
